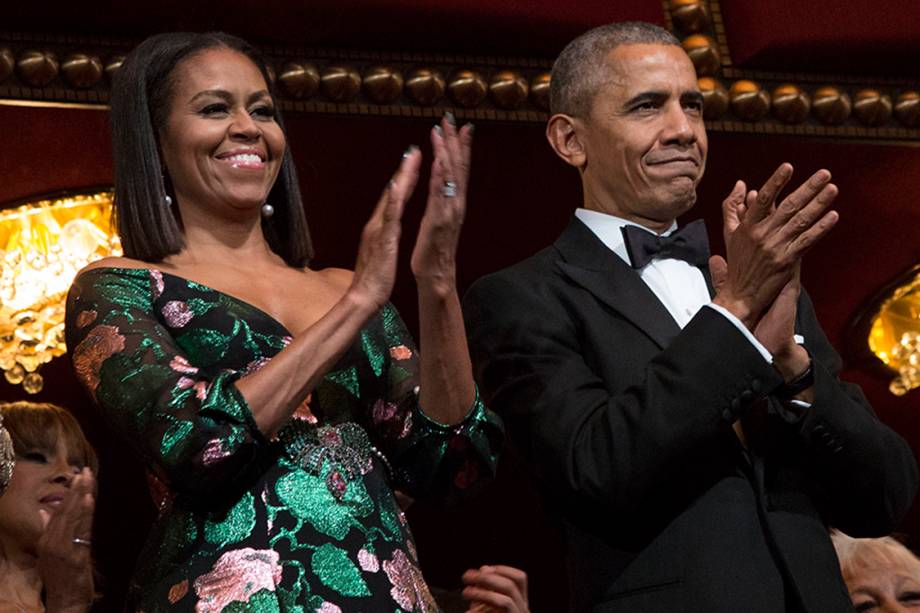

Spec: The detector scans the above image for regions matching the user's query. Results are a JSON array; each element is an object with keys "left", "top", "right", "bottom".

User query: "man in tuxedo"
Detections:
[{"left": 463, "top": 22, "right": 917, "bottom": 612}]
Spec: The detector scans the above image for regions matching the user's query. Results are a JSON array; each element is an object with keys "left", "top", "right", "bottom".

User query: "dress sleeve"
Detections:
[
  {"left": 65, "top": 269, "right": 271, "bottom": 498},
  {"left": 364, "top": 304, "right": 504, "bottom": 505}
]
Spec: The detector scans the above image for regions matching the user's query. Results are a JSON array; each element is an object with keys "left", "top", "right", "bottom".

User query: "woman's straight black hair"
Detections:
[{"left": 109, "top": 31, "right": 313, "bottom": 267}]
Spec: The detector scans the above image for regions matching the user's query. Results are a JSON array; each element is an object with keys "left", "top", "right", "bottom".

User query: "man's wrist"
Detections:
[
  {"left": 773, "top": 347, "right": 814, "bottom": 400},
  {"left": 711, "top": 294, "right": 755, "bottom": 330},
  {"left": 772, "top": 343, "right": 810, "bottom": 382}
]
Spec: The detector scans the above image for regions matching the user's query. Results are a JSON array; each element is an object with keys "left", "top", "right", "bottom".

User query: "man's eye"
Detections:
[
  {"left": 634, "top": 102, "right": 657, "bottom": 111},
  {"left": 854, "top": 600, "right": 878, "bottom": 612},
  {"left": 252, "top": 106, "right": 276, "bottom": 119},
  {"left": 685, "top": 101, "right": 703, "bottom": 112},
  {"left": 22, "top": 451, "right": 48, "bottom": 463}
]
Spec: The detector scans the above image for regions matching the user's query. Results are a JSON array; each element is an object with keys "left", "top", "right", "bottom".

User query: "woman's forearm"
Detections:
[
  {"left": 415, "top": 276, "right": 476, "bottom": 426},
  {"left": 236, "top": 289, "right": 379, "bottom": 438}
]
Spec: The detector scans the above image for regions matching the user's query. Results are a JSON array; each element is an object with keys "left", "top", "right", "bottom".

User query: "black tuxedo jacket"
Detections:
[{"left": 463, "top": 217, "right": 917, "bottom": 612}]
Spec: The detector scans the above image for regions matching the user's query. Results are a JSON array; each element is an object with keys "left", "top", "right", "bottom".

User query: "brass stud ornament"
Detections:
[
  {"left": 771, "top": 84, "right": 810, "bottom": 124},
  {"left": 447, "top": 69, "right": 487, "bottom": 108},
  {"left": 61, "top": 53, "right": 103, "bottom": 89},
  {"left": 405, "top": 68, "right": 446, "bottom": 106},
  {"left": 16, "top": 49, "right": 59, "bottom": 87},
  {"left": 894, "top": 91, "right": 920, "bottom": 128},
  {"left": 698, "top": 76, "right": 729, "bottom": 120},
  {"left": 812, "top": 86, "right": 852, "bottom": 125},
  {"left": 853, "top": 89, "right": 892, "bottom": 127},
  {"left": 0, "top": 47, "right": 13, "bottom": 84},
  {"left": 529, "top": 71, "right": 552, "bottom": 111},
  {"left": 363, "top": 66, "right": 404, "bottom": 105},
  {"left": 730, "top": 80, "right": 770, "bottom": 122},
  {"left": 669, "top": 0, "right": 711, "bottom": 33},
  {"left": 489, "top": 70, "right": 528, "bottom": 110},
  {"left": 0, "top": 32, "right": 916, "bottom": 139},
  {"left": 104, "top": 55, "right": 124, "bottom": 82},
  {"left": 681, "top": 34, "right": 721, "bottom": 77},
  {"left": 278, "top": 61, "right": 320, "bottom": 99},
  {"left": 320, "top": 65, "right": 361, "bottom": 103}
]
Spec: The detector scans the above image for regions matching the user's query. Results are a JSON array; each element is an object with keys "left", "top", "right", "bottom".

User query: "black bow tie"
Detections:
[{"left": 621, "top": 219, "right": 710, "bottom": 269}]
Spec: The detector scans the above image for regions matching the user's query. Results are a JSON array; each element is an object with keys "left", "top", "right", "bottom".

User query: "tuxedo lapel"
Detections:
[{"left": 554, "top": 217, "right": 682, "bottom": 349}]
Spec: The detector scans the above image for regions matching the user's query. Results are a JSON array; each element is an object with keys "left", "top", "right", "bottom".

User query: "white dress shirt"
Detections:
[{"left": 574, "top": 208, "right": 774, "bottom": 363}]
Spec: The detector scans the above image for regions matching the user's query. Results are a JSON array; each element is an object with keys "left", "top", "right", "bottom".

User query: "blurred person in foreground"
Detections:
[
  {"left": 0, "top": 401, "right": 97, "bottom": 613},
  {"left": 65, "top": 31, "right": 505, "bottom": 611},
  {"left": 833, "top": 530, "right": 920, "bottom": 612},
  {"left": 463, "top": 21, "right": 917, "bottom": 612}
]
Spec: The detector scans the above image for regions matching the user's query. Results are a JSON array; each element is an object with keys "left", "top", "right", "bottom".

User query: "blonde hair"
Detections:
[{"left": 832, "top": 530, "right": 920, "bottom": 584}]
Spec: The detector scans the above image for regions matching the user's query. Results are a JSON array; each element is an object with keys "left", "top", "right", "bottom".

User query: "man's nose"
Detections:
[{"left": 662, "top": 103, "right": 696, "bottom": 146}]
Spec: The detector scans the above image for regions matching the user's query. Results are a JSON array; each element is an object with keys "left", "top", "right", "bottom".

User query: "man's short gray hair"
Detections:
[{"left": 549, "top": 22, "right": 681, "bottom": 117}]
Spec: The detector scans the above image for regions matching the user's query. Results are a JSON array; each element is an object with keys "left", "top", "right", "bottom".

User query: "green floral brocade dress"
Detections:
[{"left": 65, "top": 268, "right": 503, "bottom": 612}]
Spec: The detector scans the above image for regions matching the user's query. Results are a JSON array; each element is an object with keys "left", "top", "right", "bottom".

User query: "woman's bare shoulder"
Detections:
[{"left": 313, "top": 267, "right": 354, "bottom": 290}]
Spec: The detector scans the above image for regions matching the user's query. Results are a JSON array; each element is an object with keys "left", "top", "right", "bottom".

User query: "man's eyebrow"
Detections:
[
  {"left": 681, "top": 91, "right": 704, "bottom": 104},
  {"left": 623, "top": 91, "right": 667, "bottom": 108}
]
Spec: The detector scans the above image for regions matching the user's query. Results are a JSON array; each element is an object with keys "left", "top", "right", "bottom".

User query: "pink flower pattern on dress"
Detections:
[
  {"left": 170, "top": 355, "right": 199, "bottom": 374},
  {"left": 193, "top": 381, "right": 209, "bottom": 400},
  {"left": 382, "top": 549, "right": 438, "bottom": 611},
  {"left": 291, "top": 394, "right": 318, "bottom": 424},
  {"left": 372, "top": 399, "right": 399, "bottom": 425},
  {"left": 149, "top": 269, "right": 165, "bottom": 298},
  {"left": 193, "top": 548, "right": 282, "bottom": 613},
  {"left": 201, "top": 438, "right": 231, "bottom": 467},
  {"left": 75, "top": 309, "right": 97, "bottom": 328},
  {"left": 168, "top": 579, "right": 189, "bottom": 604},
  {"left": 358, "top": 548, "right": 380, "bottom": 572},
  {"left": 316, "top": 603, "right": 342, "bottom": 613},
  {"left": 162, "top": 300, "right": 194, "bottom": 328},
  {"left": 71, "top": 324, "right": 126, "bottom": 393},
  {"left": 389, "top": 345, "right": 412, "bottom": 360},
  {"left": 243, "top": 356, "right": 271, "bottom": 375}
]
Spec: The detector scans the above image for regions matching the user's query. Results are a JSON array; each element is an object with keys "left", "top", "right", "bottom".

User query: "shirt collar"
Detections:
[{"left": 574, "top": 208, "right": 679, "bottom": 267}]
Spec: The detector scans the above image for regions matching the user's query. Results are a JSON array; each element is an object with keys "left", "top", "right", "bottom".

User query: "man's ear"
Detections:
[{"left": 546, "top": 113, "right": 587, "bottom": 169}]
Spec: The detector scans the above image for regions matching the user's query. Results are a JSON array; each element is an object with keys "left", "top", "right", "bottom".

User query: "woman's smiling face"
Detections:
[{"left": 158, "top": 47, "right": 285, "bottom": 219}]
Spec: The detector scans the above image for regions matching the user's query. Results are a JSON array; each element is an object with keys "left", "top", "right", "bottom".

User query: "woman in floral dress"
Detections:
[{"left": 65, "top": 32, "right": 504, "bottom": 612}]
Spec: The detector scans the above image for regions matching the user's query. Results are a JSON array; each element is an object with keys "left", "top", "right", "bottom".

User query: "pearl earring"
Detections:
[
  {"left": 261, "top": 203, "right": 275, "bottom": 218},
  {"left": 164, "top": 194, "right": 173, "bottom": 207}
]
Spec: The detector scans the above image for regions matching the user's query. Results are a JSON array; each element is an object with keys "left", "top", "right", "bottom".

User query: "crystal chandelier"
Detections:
[
  {"left": 867, "top": 266, "right": 920, "bottom": 396},
  {"left": 0, "top": 190, "right": 120, "bottom": 394}
]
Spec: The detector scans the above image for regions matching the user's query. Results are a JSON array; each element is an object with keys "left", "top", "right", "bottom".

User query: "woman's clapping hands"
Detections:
[
  {"left": 37, "top": 467, "right": 96, "bottom": 613},
  {"left": 350, "top": 113, "right": 474, "bottom": 311}
]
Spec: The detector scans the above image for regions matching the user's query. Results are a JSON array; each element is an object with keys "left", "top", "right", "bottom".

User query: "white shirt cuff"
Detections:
[{"left": 704, "top": 303, "right": 773, "bottom": 363}]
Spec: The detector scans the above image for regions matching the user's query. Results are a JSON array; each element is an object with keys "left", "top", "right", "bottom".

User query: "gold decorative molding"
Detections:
[
  {"left": 666, "top": 1, "right": 920, "bottom": 140},
  {"left": 0, "top": 24, "right": 918, "bottom": 140}
]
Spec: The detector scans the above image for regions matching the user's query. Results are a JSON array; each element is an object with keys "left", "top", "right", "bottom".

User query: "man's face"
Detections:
[{"left": 578, "top": 43, "right": 708, "bottom": 228}]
